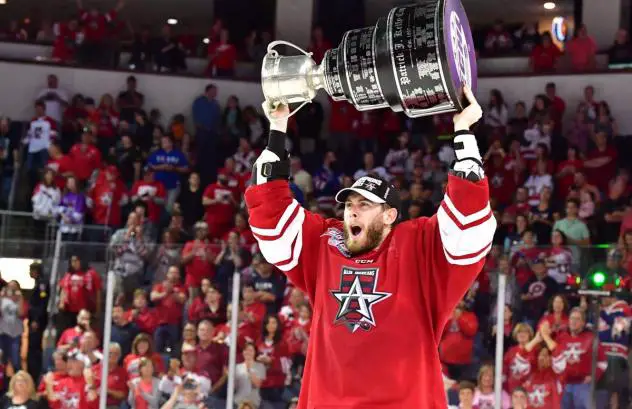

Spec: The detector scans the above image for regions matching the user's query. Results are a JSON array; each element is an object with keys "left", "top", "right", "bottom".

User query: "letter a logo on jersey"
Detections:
[{"left": 330, "top": 267, "right": 391, "bottom": 333}]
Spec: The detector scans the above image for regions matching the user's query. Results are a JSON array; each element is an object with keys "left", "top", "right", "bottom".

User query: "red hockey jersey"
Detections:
[
  {"left": 523, "top": 367, "right": 563, "bottom": 409},
  {"left": 503, "top": 345, "right": 538, "bottom": 393},
  {"left": 552, "top": 329, "right": 607, "bottom": 384},
  {"left": 245, "top": 174, "right": 496, "bottom": 409}
]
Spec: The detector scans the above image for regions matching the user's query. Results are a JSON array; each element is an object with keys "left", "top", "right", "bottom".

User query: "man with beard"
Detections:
[{"left": 245, "top": 87, "right": 496, "bottom": 409}]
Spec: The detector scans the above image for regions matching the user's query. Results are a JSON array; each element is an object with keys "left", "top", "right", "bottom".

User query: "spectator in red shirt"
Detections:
[
  {"left": 484, "top": 145, "right": 518, "bottom": 208},
  {"left": 203, "top": 174, "right": 238, "bottom": 239},
  {"left": 47, "top": 142, "right": 75, "bottom": 189},
  {"left": 544, "top": 82, "right": 566, "bottom": 137},
  {"left": 126, "top": 290, "right": 158, "bottom": 336},
  {"left": 308, "top": 26, "right": 331, "bottom": 64},
  {"left": 182, "top": 221, "right": 217, "bottom": 299},
  {"left": 57, "top": 255, "right": 102, "bottom": 331},
  {"left": 124, "top": 333, "right": 165, "bottom": 379},
  {"left": 188, "top": 278, "right": 213, "bottom": 321},
  {"left": 484, "top": 20, "right": 513, "bottom": 53},
  {"left": 242, "top": 283, "right": 267, "bottom": 330},
  {"left": 191, "top": 284, "right": 226, "bottom": 326},
  {"left": 130, "top": 168, "right": 166, "bottom": 225},
  {"left": 52, "top": 20, "right": 81, "bottom": 63},
  {"left": 57, "top": 309, "right": 93, "bottom": 350},
  {"left": 87, "top": 165, "right": 127, "bottom": 232},
  {"left": 584, "top": 131, "right": 618, "bottom": 193},
  {"left": 328, "top": 100, "right": 358, "bottom": 154},
  {"left": 257, "top": 315, "right": 290, "bottom": 404},
  {"left": 503, "top": 323, "right": 539, "bottom": 393},
  {"left": 91, "top": 342, "right": 128, "bottom": 408},
  {"left": 69, "top": 128, "right": 102, "bottom": 183},
  {"left": 91, "top": 94, "right": 119, "bottom": 156},
  {"left": 556, "top": 146, "right": 584, "bottom": 200},
  {"left": 522, "top": 347, "right": 564, "bottom": 409},
  {"left": 150, "top": 266, "right": 187, "bottom": 353},
  {"left": 37, "top": 351, "right": 67, "bottom": 405},
  {"left": 207, "top": 29, "right": 237, "bottom": 78},
  {"left": 76, "top": 0, "right": 124, "bottom": 66},
  {"left": 530, "top": 32, "right": 562, "bottom": 73},
  {"left": 43, "top": 351, "right": 98, "bottom": 409},
  {"left": 195, "top": 320, "right": 228, "bottom": 397},
  {"left": 439, "top": 301, "right": 479, "bottom": 380},
  {"left": 566, "top": 24, "right": 597, "bottom": 72}
]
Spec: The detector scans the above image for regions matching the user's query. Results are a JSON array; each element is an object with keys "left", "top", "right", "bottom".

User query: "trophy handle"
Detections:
[{"left": 266, "top": 40, "right": 313, "bottom": 59}]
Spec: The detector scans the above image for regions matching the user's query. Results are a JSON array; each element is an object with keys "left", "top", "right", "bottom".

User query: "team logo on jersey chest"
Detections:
[{"left": 330, "top": 267, "right": 391, "bottom": 333}]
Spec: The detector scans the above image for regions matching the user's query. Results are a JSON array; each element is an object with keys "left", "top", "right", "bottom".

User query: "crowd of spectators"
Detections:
[{"left": 0, "top": 15, "right": 632, "bottom": 409}]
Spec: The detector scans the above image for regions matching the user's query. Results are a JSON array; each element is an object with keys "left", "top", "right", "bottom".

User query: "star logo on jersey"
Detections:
[
  {"left": 528, "top": 385, "right": 549, "bottom": 407},
  {"left": 565, "top": 343, "right": 585, "bottom": 363},
  {"left": 330, "top": 267, "right": 391, "bottom": 333},
  {"left": 510, "top": 354, "right": 531, "bottom": 377}
]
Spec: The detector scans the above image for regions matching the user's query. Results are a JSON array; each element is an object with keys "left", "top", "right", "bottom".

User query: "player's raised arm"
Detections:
[
  {"left": 244, "top": 103, "right": 328, "bottom": 299},
  {"left": 417, "top": 87, "right": 497, "bottom": 334}
]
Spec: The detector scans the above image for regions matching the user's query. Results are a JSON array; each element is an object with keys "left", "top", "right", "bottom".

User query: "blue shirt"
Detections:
[
  {"left": 192, "top": 96, "right": 221, "bottom": 131},
  {"left": 147, "top": 148, "right": 188, "bottom": 190}
]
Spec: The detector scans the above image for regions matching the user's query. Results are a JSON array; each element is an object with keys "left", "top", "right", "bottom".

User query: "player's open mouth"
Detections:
[{"left": 351, "top": 226, "right": 363, "bottom": 237}]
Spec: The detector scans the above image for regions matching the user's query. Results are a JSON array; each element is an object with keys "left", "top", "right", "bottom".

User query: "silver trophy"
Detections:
[{"left": 261, "top": 0, "right": 477, "bottom": 118}]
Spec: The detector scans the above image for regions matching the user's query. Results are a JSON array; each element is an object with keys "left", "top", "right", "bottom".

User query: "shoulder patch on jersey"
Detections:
[{"left": 322, "top": 227, "right": 351, "bottom": 258}]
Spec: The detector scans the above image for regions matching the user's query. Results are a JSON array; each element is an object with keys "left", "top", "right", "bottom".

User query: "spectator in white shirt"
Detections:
[
  {"left": 290, "top": 157, "right": 313, "bottom": 200},
  {"left": 524, "top": 159, "right": 554, "bottom": 206},
  {"left": 484, "top": 89, "right": 509, "bottom": 130},
  {"left": 36, "top": 75, "right": 69, "bottom": 124},
  {"left": 25, "top": 101, "right": 57, "bottom": 188},
  {"left": 32, "top": 168, "right": 61, "bottom": 221}
]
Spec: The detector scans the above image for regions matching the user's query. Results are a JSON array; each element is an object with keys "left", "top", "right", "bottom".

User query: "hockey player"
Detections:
[{"left": 245, "top": 87, "right": 496, "bottom": 408}]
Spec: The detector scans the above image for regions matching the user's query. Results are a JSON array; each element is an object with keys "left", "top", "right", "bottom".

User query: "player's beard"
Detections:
[{"left": 343, "top": 216, "right": 385, "bottom": 256}]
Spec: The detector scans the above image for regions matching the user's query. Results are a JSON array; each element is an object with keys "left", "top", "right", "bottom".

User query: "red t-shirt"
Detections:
[
  {"left": 531, "top": 44, "right": 562, "bottom": 72},
  {"left": 195, "top": 342, "right": 229, "bottom": 385},
  {"left": 152, "top": 283, "right": 186, "bottom": 325},
  {"left": 69, "top": 143, "right": 102, "bottom": 182},
  {"left": 38, "top": 371, "right": 68, "bottom": 409},
  {"left": 556, "top": 159, "right": 584, "bottom": 200},
  {"left": 485, "top": 159, "right": 516, "bottom": 207},
  {"left": 125, "top": 307, "right": 158, "bottom": 335},
  {"left": 92, "top": 363, "right": 128, "bottom": 406},
  {"left": 182, "top": 240, "right": 217, "bottom": 288},
  {"left": 89, "top": 175, "right": 127, "bottom": 226},
  {"left": 79, "top": 9, "right": 116, "bottom": 42},
  {"left": 203, "top": 183, "right": 238, "bottom": 237},
  {"left": 256, "top": 339, "right": 290, "bottom": 388},
  {"left": 130, "top": 180, "right": 167, "bottom": 224},
  {"left": 59, "top": 269, "right": 102, "bottom": 313},
  {"left": 47, "top": 155, "right": 75, "bottom": 189},
  {"left": 56, "top": 375, "right": 98, "bottom": 409},
  {"left": 190, "top": 301, "right": 227, "bottom": 325},
  {"left": 243, "top": 301, "right": 267, "bottom": 329},
  {"left": 503, "top": 345, "right": 538, "bottom": 392},
  {"left": 329, "top": 100, "right": 358, "bottom": 133},
  {"left": 567, "top": 37, "right": 597, "bottom": 70},
  {"left": 90, "top": 108, "right": 119, "bottom": 139},
  {"left": 585, "top": 146, "right": 618, "bottom": 193},
  {"left": 57, "top": 327, "right": 84, "bottom": 348},
  {"left": 208, "top": 42, "right": 237, "bottom": 71},
  {"left": 52, "top": 23, "right": 80, "bottom": 61}
]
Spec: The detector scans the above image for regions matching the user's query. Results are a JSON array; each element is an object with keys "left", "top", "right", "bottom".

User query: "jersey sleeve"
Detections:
[
  {"left": 245, "top": 180, "right": 328, "bottom": 300},
  {"left": 417, "top": 174, "right": 496, "bottom": 338}
]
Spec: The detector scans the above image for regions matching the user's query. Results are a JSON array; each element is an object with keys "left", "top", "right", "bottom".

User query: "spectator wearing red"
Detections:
[
  {"left": 539, "top": 294, "right": 570, "bottom": 337},
  {"left": 76, "top": 0, "right": 124, "bottom": 65},
  {"left": 328, "top": 100, "right": 358, "bottom": 154},
  {"left": 484, "top": 144, "right": 518, "bottom": 208},
  {"left": 207, "top": 29, "right": 237, "bottom": 78},
  {"left": 68, "top": 127, "right": 102, "bottom": 183},
  {"left": 530, "top": 32, "right": 562, "bottom": 73},
  {"left": 566, "top": 24, "right": 597, "bottom": 72},
  {"left": 279, "top": 288, "right": 306, "bottom": 329},
  {"left": 353, "top": 111, "right": 379, "bottom": 154},
  {"left": 43, "top": 351, "right": 98, "bottom": 409},
  {"left": 584, "top": 131, "right": 618, "bottom": 193},
  {"left": 182, "top": 222, "right": 217, "bottom": 298},
  {"left": 47, "top": 142, "right": 75, "bottom": 189},
  {"left": 37, "top": 351, "right": 67, "bottom": 406},
  {"left": 52, "top": 20, "right": 81, "bottom": 63},
  {"left": 505, "top": 187, "right": 531, "bottom": 217},
  {"left": 556, "top": 147, "right": 584, "bottom": 200},
  {"left": 203, "top": 173, "right": 238, "bottom": 239},
  {"left": 125, "top": 290, "right": 158, "bottom": 336},
  {"left": 90, "top": 94, "right": 119, "bottom": 156},
  {"left": 124, "top": 333, "right": 165, "bottom": 380},
  {"left": 484, "top": 20, "right": 513, "bottom": 52},
  {"left": 213, "top": 303, "right": 258, "bottom": 357},
  {"left": 511, "top": 230, "right": 544, "bottom": 287},
  {"left": 58, "top": 255, "right": 102, "bottom": 326},
  {"left": 547, "top": 308, "right": 607, "bottom": 406},
  {"left": 439, "top": 301, "right": 478, "bottom": 380},
  {"left": 57, "top": 309, "right": 93, "bottom": 349},
  {"left": 224, "top": 212, "right": 256, "bottom": 250},
  {"left": 242, "top": 283, "right": 267, "bottom": 330},
  {"left": 503, "top": 323, "right": 539, "bottom": 393},
  {"left": 188, "top": 278, "right": 212, "bottom": 322},
  {"left": 522, "top": 347, "right": 564, "bottom": 409},
  {"left": 130, "top": 168, "right": 166, "bottom": 225},
  {"left": 87, "top": 165, "right": 127, "bottom": 229},
  {"left": 150, "top": 266, "right": 187, "bottom": 353},
  {"left": 285, "top": 303, "right": 311, "bottom": 357},
  {"left": 256, "top": 315, "right": 290, "bottom": 403},
  {"left": 308, "top": 26, "right": 331, "bottom": 63},
  {"left": 195, "top": 320, "right": 228, "bottom": 396},
  {"left": 91, "top": 343, "right": 128, "bottom": 408},
  {"left": 191, "top": 285, "right": 227, "bottom": 326},
  {"left": 218, "top": 157, "right": 246, "bottom": 194},
  {"left": 544, "top": 82, "right": 566, "bottom": 136}
]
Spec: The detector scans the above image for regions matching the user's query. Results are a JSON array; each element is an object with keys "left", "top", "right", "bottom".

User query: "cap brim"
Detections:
[{"left": 335, "top": 187, "right": 386, "bottom": 205}]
